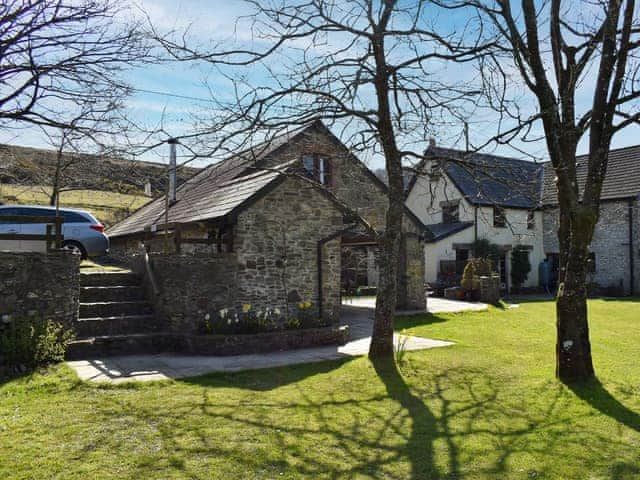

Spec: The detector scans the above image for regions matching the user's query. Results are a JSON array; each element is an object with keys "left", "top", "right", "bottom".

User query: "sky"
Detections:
[{"left": 1, "top": 0, "right": 639, "bottom": 170}]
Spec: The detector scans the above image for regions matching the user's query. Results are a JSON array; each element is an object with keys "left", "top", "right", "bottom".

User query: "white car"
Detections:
[{"left": 0, "top": 205, "right": 109, "bottom": 258}]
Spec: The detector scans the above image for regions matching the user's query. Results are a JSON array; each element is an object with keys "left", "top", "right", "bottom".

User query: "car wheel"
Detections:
[{"left": 62, "top": 241, "right": 87, "bottom": 259}]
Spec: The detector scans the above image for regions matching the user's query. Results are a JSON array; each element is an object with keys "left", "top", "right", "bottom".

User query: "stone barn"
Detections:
[{"left": 107, "top": 121, "right": 428, "bottom": 330}]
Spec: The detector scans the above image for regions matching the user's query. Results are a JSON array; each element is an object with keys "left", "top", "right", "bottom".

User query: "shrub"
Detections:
[
  {"left": 0, "top": 316, "right": 75, "bottom": 375},
  {"left": 471, "top": 239, "right": 501, "bottom": 268},
  {"left": 460, "top": 260, "right": 478, "bottom": 291},
  {"left": 511, "top": 246, "right": 532, "bottom": 291}
]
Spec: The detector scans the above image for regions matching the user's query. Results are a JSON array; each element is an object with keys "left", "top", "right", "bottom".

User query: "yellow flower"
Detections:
[
  {"left": 298, "top": 302, "right": 305, "bottom": 310},
  {"left": 305, "top": 301, "right": 312, "bottom": 308},
  {"left": 242, "top": 304, "right": 251, "bottom": 313}
]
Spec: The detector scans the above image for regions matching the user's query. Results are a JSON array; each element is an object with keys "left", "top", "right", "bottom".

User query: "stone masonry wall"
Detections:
[
  {"left": 544, "top": 201, "right": 635, "bottom": 294},
  {"left": 234, "top": 175, "right": 344, "bottom": 321},
  {"left": 258, "top": 123, "right": 426, "bottom": 308},
  {"left": 400, "top": 233, "right": 427, "bottom": 309},
  {"left": 0, "top": 251, "right": 80, "bottom": 331},
  {"left": 143, "top": 253, "right": 239, "bottom": 333}
]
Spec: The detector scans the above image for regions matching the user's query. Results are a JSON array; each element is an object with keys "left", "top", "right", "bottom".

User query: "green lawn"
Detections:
[{"left": 1, "top": 300, "right": 639, "bottom": 479}]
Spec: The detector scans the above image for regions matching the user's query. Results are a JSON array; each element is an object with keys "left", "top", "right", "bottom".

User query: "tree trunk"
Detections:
[
  {"left": 369, "top": 199, "right": 404, "bottom": 358},
  {"left": 555, "top": 223, "right": 595, "bottom": 382}
]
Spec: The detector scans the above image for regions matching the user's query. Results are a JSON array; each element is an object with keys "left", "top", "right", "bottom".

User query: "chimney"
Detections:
[
  {"left": 429, "top": 137, "right": 436, "bottom": 148},
  {"left": 167, "top": 138, "right": 178, "bottom": 204}
]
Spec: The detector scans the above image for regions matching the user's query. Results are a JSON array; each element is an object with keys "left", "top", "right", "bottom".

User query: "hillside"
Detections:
[
  {"left": 0, "top": 144, "right": 201, "bottom": 226},
  {"left": 0, "top": 144, "right": 199, "bottom": 195}
]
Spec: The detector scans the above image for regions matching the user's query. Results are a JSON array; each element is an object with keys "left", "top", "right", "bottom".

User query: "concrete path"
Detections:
[
  {"left": 342, "top": 295, "right": 488, "bottom": 314},
  {"left": 67, "top": 305, "right": 453, "bottom": 384}
]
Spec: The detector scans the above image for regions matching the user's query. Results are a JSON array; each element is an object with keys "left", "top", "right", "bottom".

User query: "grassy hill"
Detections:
[
  {"left": 0, "top": 184, "right": 151, "bottom": 226},
  {"left": 0, "top": 144, "right": 200, "bottom": 227}
]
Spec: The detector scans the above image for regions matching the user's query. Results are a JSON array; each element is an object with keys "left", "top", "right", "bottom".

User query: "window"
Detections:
[
  {"left": 301, "top": 154, "right": 332, "bottom": 186},
  {"left": 493, "top": 206, "right": 506, "bottom": 228},
  {"left": 442, "top": 202, "right": 459, "bottom": 224},
  {"left": 587, "top": 252, "right": 596, "bottom": 273},
  {"left": 0, "top": 207, "right": 21, "bottom": 224},
  {"left": 527, "top": 210, "right": 535, "bottom": 230}
]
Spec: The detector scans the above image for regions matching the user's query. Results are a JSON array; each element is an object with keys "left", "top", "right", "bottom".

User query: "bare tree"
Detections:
[
  {"left": 439, "top": 0, "right": 640, "bottom": 381},
  {"left": 0, "top": 0, "right": 150, "bottom": 132},
  {"left": 153, "top": 0, "right": 490, "bottom": 358}
]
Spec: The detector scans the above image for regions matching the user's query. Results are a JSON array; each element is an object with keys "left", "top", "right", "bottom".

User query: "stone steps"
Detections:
[
  {"left": 80, "top": 271, "right": 140, "bottom": 287},
  {"left": 70, "top": 268, "right": 164, "bottom": 353},
  {"left": 74, "top": 315, "right": 159, "bottom": 337},
  {"left": 79, "top": 300, "right": 152, "bottom": 318},
  {"left": 80, "top": 286, "right": 145, "bottom": 302},
  {"left": 66, "top": 333, "right": 180, "bottom": 360}
]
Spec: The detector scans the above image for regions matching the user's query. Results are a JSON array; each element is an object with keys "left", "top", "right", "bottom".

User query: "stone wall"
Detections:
[
  {"left": 233, "top": 175, "right": 344, "bottom": 320},
  {"left": 0, "top": 251, "right": 80, "bottom": 330},
  {"left": 399, "top": 233, "right": 427, "bottom": 309},
  {"left": 142, "top": 253, "right": 239, "bottom": 333},
  {"left": 257, "top": 123, "right": 427, "bottom": 303},
  {"left": 544, "top": 201, "right": 638, "bottom": 294}
]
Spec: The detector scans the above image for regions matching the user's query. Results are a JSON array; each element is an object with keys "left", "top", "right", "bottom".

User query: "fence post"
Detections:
[
  {"left": 174, "top": 224, "right": 182, "bottom": 254},
  {"left": 54, "top": 216, "right": 63, "bottom": 249}
]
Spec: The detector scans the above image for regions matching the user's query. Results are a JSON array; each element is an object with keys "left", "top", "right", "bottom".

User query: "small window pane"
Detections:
[
  {"left": 302, "top": 155, "right": 315, "bottom": 177},
  {"left": 493, "top": 207, "right": 506, "bottom": 228},
  {"left": 62, "top": 211, "right": 89, "bottom": 223}
]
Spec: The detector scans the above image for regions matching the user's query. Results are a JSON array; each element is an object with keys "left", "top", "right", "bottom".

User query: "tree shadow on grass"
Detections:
[
  {"left": 182, "top": 357, "right": 356, "bottom": 391},
  {"left": 70, "top": 359, "right": 640, "bottom": 479},
  {"left": 568, "top": 378, "right": 640, "bottom": 433},
  {"left": 394, "top": 312, "right": 448, "bottom": 331},
  {"left": 371, "top": 357, "right": 443, "bottom": 479}
]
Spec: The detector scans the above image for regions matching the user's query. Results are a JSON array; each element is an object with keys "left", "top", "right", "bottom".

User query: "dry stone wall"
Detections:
[{"left": 0, "top": 251, "right": 80, "bottom": 331}]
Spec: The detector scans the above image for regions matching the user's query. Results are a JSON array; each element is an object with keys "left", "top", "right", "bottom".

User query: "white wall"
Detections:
[{"left": 407, "top": 163, "right": 545, "bottom": 288}]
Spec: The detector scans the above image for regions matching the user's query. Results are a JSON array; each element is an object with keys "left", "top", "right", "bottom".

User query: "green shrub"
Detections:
[
  {"left": 471, "top": 239, "right": 501, "bottom": 268},
  {"left": 0, "top": 316, "right": 75, "bottom": 374},
  {"left": 460, "top": 260, "right": 478, "bottom": 291}
]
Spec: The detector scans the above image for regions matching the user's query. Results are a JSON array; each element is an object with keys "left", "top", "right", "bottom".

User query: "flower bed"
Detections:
[
  {"left": 181, "top": 324, "right": 349, "bottom": 356},
  {"left": 201, "top": 302, "right": 331, "bottom": 335}
]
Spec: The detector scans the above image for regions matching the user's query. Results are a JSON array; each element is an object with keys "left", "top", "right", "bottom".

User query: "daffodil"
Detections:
[{"left": 242, "top": 304, "right": 251, "bottom": 313}]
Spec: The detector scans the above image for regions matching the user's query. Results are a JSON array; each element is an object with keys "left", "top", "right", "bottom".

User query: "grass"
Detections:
[
  {"left": 1, "top": 299, "right": 639, "bottom": 479},
  {"left": 0, "top": 184, "right": 150, "bottom": 226}
]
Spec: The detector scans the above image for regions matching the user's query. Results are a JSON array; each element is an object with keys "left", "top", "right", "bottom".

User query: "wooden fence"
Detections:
[{"left": 0, "top": 215, "right": 64, "bottom": 251}]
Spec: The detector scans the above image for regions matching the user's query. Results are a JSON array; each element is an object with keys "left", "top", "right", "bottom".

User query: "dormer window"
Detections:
[{"left": 301, "top": 154, "right": 332, "bottom": 186}]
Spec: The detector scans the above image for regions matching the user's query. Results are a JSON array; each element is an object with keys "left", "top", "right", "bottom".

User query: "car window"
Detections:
[
  {"left": 0, "top": 208, "right": 21, "bottom": 224},
  {"left": 62, "top": 211, "right": 90, "bottom": 223}
]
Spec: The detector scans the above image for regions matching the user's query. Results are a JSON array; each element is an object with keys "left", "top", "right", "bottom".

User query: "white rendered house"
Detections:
[{"left": 406, "top": 145, "right": 545, "bottom": 292}]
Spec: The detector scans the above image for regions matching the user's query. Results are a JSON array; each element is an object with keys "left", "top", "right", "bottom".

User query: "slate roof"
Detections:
[
  {"left": 425, "top": 222, "right": 474, "bottom": 243},
  {"left": 419, "top": 146, "right": 543, "bottom": 209},
  {"left": 542, "top": 145, "right": 640, "bottom": 204},
  {"left": 107, "top": 124, "right": 317, "bottom": 238},
  {"left": 108, "top": 120, "right": 431, "bottom": 238},
  {"left": 107, "top": 168, "right": 286, "bottom": 237}
]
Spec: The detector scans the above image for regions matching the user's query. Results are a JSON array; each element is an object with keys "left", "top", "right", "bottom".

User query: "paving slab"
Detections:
[
  {"left": 342, "top": 295, "right": 488, "bottom": 313},
  {"left": 67, "top": 305, "right": 454, "bottom": 384}
]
